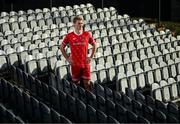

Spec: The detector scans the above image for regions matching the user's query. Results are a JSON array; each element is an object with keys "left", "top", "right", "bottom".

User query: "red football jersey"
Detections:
[{"left": 61, "top": 31, "right": 96, "bottom": 67}]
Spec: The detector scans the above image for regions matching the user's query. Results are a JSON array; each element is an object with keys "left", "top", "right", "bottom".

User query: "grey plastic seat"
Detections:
[
  {"left": 0, "top": 54, "right": 8, "bottom": 75},
  {"left": 9, "top": 18, "right": 19, "bottom": 31},
  {"left": 136, "top": 68, "right": 146, "bottom": 88},
  {"left": 127, "top": 70, "right": 137, "bottom": 91},
  {"left": 57, "top": 66, "right": 68, "bottom": 80},
  {"left": 0, "top": 19, "right": 10, "bottom": 32},
  {"left": 168, "top": 79, "right": 179, "bottom": 100},
  {"left": 46, "top": 51, "right": 58, "bottom": 72},
  {"left": 152, "top": 64, "right": 162, "bottom": 83},
  {"left": 151, "top": 83, "right": 162, "bottom": 101},
  {"left": 26, "top": 59, "right": 38, "bottom": 76},
  {"left": 160, "top": 80, "right": 170, "bottom": 102},
  {"left": 107, "top": 67, "right": 116, "bottom": 82},
  {"left": 116, "top": 72, "right": 128, "bottom": 93},
  {"left": 5, "top": 48, "right": 19, "bottom": 66},
  {"left": 98, "top": 69, "right": 107, "bottom": 84}
]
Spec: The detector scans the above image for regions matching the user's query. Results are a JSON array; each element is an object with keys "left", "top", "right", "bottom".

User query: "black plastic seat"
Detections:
[
  {"left": 106, "top": 99, "right": 116, "bottom": 117},
  {"left": 96, "top": 110, "right": 107, "bottom": 123},
  {"left": 94, "top": 83, "right": 105, "bottom": 97},
  {"left": 30, "top": 96, "right": 41, "bottom": 122},
  {"left": 154, "top": 109, "right": 166, "bottom": 123},
  {"left": 39, "top": 102, "right": 52, "bottom": 123},
  {"left": 145, "top": 95, "right": 155, "bottom": 109},
  {"left": 127, "top": 110, "right": 138, "bottom": 123},
  {"left": 22, "top": 92, "right": 33, "bottom": 121},
  {"left": 6, "top": 109, "right": 16, "bottom": 123},
  {"left": 70, "top": 82, "right": 78, "bottom": 98},
  {"left": 78, "top": 86, "right": 87, "bottom": 104},
  {"left": 105, "top": 87, "right": 113, "bottom": 101},
  {"left": 87, "top": 105, "right": 97, "bottom": 123},
  {"left": 76, "top": 98, "right": 87, "bottom": 122},
  {"left": 14, "top": 86, "right": 24, "bottom": 115},
  {"left": 115, "top": 103, "right": 127, "bottom": 123},
  {"left": 51, "top": 109, "right": 61, "bottom": 123},
  {"left": 49, "top": 86, "right": 60, "bottom": 112},
  {"left": 142, "top": 104, "right": 154, "bottom": 122},
  {"left": 113, "top": 91, "right": 122, "bottom": 105},
  {"left": 107, "top": 116, "right": 120, "bottom": 123},
  {"left": 86, "top": 90, "right": 97, "bottom": 109},
  {"left": 59, "top": 90, "right": 67, "bottom": 116},
  {"left": 66, "top": 94, "right": 77, "bottom": 121},
  {"left": 35, "top": 79, "right": 43, "bottom": 99},
  {"left": 0, "top": 103, "right": 7, "bottom": 122},
  {"left": 122, "top": 94, "right": 132, "bottom": 110},
  {"left": 132, "top": 99, "right": 142, "bottom": 116},
  {"left": 135, "top": 90, "right": 146, "bottom": 104},
  {"left": 62, "top": 78, "right": 71, "bottom": 94},
  {"left": 97, "top": 95, "right": 106, "bottom": 113},
  {"left": 42, "top": 82, "right": 50, "bottom": 102},
  {"left": 137, "top": 115, "right": 150, "bottom": 123}
]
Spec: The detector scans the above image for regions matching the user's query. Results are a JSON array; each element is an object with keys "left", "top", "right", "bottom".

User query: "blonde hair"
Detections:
[{"left": 73, "top": 16, "right": 83, "bottom": 23}]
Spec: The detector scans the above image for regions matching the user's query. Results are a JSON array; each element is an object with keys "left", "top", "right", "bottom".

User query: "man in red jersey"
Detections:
[{"left": 60, "top": 16, "right": 97, "bottom": 90}]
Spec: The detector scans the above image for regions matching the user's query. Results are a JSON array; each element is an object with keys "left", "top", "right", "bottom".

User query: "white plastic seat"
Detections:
[
  {"left": 117, "top": 73, "right": 128, "bottom": 93},
  {"left": 160, "top": 80, "right": 170, "bottom": 102},
  {"left": 151, "top": 83, "right": 162, "bottom": 101}
]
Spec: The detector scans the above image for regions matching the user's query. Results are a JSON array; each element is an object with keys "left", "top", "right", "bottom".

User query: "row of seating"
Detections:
[
  {"left": 10, "top": 66, "right": 155, "bottom": 123},
  {"left": 116, "top": 59, "right": 180, "bottom": 91},
  {"left": 0, "top": 78, "right": 72, "bottom": 123},
  {"left": 9, "top": 66, "right": 120, "bottom": 123},
  {"left": 42, "top": 65, "right": 180, "bottom": 123},
  {"left": 0, "top": 103, "right": 24, "bottom": 123},
  {"left": 93, "top": 83, "right": 180, "bottom": 123},
  {"left": 0, "top": 3, "right": 180, "bottom": 123},
  {"left": 0, "top": 8, "right": 117, "bottom": 32},
  {"left": 1, "top": 41, "right": 180, "bottom": 93},
  {"left": 0, "top": 36, "right": 179, "bottom": 73},
  {"left": 151, "top": 79, "right": 180, "bottom": 102},
  {"left": 0, "top": 20, "right": 148, "bottom": 45},
  {"left": 0, "top": 3, "right": 94, "bottom": 17}
]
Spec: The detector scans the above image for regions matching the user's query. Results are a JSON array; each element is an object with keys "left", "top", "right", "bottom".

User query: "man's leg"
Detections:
[
  {"left": 83, "top": 79, "right": 92, "bottom": 91},
  {"left": 82, "top": 64, "right": 92, "bottom": 91},
  {"left": 72, "top": 79, "right": 80, "bottom": 85},
  {"left": 71, "top": 65, "right": 81, "bottom": 86}
]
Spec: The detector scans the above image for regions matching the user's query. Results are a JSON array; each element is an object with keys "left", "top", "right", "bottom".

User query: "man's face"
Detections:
[{"left": 74, "top": 20, "right": 84, "bottom": 31}]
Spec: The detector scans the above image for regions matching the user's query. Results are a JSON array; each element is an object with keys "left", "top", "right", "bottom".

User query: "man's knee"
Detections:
[
  {"left": 72, "top": 79, "right": 80, "bottom": 85},
  {"left": 83, "top": 79, "right": 92, "bottom": 91}
]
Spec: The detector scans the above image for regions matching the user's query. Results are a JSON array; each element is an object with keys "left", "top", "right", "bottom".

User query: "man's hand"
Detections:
[
  {"left": 67, "top": 57, "right": 73, "bottom": 64},
  {"left": 86, "top": 57, "right": 92, "bottom": 64}
]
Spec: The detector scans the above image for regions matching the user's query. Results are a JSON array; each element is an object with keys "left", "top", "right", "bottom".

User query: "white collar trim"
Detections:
[{"left": 73, "top": 29, "right": 83, "bottom": 35}]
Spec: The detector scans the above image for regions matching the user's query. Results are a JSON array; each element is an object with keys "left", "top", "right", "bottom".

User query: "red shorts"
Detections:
[{"left": 71, "top": 64, "right": 91, "bottom": 81}]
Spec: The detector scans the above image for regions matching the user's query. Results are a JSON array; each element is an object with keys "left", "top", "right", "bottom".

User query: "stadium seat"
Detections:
[
  {"left": 22, "top": 92, "right": 33, "bottom": 121},
  {"left": 49, "top": 86, "right": 60, "bottom": 112},
  {"left": 115, "top": 104, "right": 127, "bottom": 123},
  {"left": 154, "top": 110, "right": 166, "bottom": 123},
  {"left": 66, "top": 94, "right": 77, "bottom": 121},
  {"left": 51, "top": 109, "right": 61, "bottom": 123},
  {"left": 106, "top": 99, "right": 116, "bottom": 117},
  {"left": 86, "top": 90, "right": 97, "bottom": 109},
  {"left": 96, "top": 110, "right": 107, "bottom": 123},
  {"left": 87, "top": 104, "right": 97, "bottom": 123},
  {"left": 31, "top": 96, "right": 41, "bottom": 122},
  {"left": 76, "top": 98, "right": 87, "bottom": 122},
  {"left": 39, "top": 102, "right": 52, "bottom": 123}
]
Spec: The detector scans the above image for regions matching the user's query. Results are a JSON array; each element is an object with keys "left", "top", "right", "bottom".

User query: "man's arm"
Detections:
[
  {"left": 86, "top": 42, "right": 97, "bottom": 64},
  {"left": 60, "top": 34, "right": 71, "bottom": 63},
  {"left": 90, "top": 43, "right": 97, "bottom": 58},
  {"left": 60, "top": 45, "right": 69, "bottom": 60}
]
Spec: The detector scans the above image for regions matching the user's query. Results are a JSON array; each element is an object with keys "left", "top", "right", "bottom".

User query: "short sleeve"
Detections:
[
  {"left": 88, "top": 32, "right": 96, "bottom": 45},
  {"left": 61, "top": 34, "right": 69, "bottom": 48}
]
